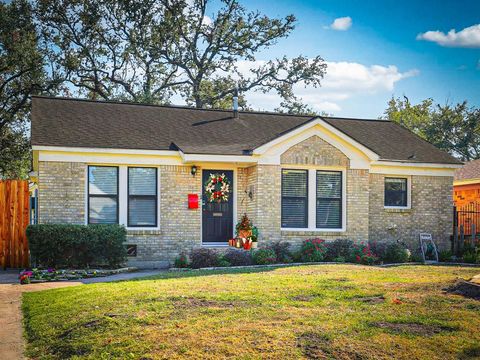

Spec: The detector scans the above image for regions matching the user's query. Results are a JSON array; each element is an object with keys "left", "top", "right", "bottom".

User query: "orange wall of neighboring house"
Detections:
[{"left": 454, "top": 182, "right": 480, "bottom": 207}]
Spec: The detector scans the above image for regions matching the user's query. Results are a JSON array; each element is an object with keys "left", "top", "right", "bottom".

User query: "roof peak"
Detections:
[{"left": 31, "top": 95, "right": 386, "bottom": 122}]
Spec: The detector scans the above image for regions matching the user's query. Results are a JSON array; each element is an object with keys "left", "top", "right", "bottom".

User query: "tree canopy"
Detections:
[{"left": 383, "top": 96, "right": 480, "bottom": 161}]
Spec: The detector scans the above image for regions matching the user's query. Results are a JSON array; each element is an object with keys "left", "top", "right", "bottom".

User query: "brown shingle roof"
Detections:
[
  {"left": 454, "top": 159, "right": 480, "bottom": 180},
  {"left": 31, "top": 96, "right": 461, "bottom": 164}
]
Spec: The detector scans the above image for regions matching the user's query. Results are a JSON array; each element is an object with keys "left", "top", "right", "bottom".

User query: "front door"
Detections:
[{"left": 202, "top": 170, "right": 234, "bottom": 243}]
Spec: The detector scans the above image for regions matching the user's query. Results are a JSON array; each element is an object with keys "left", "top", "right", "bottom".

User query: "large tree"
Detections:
[
  {"left": 36, "top": 0, "right": 326, "bottom": 109},
  {"left": 383, "top": 96, "right": 480, "bottom": 161},
  {"left": 0, "top": 0, "right": 60, "bottom": 178}
]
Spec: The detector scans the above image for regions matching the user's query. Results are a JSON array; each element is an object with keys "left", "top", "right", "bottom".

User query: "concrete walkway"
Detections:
[{"left": 0, "top": 269, "right": 164, "bottom": 360}]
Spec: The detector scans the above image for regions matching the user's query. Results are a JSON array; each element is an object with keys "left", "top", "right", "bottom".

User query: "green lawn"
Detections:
[{"left": 23, "top": 265, "right": 480, "bottom": 359}]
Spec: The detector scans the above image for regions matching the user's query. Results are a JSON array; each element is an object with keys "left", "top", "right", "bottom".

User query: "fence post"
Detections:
[
  {"left": 471, "top": 223, "right": 476, "bottom": 247},
  {"left": 453, "top": 206, "right": 458, "bottom": 256},
  {"left": 459, "top": 225, "right": 465, "bottom": 255}
]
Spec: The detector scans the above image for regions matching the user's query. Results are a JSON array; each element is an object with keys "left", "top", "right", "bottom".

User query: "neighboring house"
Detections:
[
  {"left": 454, "top": 159, "right": 480, "bottom": 207},
  {"left": 30, "top": 96, "right": 462, "bottom": 267},
  {"left": 454, "top": 159, "right": 480, "bottom": 236}
]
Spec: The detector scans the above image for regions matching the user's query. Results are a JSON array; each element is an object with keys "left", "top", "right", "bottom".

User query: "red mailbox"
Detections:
[{"left": 188, "top": 194, "right": 199, "bottom": 209}]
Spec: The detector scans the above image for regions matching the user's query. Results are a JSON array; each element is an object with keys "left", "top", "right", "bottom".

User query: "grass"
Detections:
[{"left": 22, "top": 265, "right": 480, "bottom": 359}]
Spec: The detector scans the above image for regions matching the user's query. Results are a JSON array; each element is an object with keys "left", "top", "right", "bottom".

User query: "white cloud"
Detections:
[
  {"left": 416, "top": 24, "right": 480, "bottom": 48},
  {"left": 202, "top": 15, "right": 213, "bottom": 26},
  {"left": 237, "top": 60, "right": 418, "bottom": 114},
  {"left": 329, "top": 17, "right": 352, "bottom": 31}
]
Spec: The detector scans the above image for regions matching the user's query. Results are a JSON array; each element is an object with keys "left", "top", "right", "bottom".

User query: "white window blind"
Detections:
[
  {"left": 281, "top": 169, "right": 308, "bottom": 228},
  {"left": 316, "top": 171, "right": 342, "bottom": 229},
  {"left": 128, "top": 167, "right": 157, "bottom": 226},
  {"left": 88, "top": 166, "right": 118, "bottom": 224}
]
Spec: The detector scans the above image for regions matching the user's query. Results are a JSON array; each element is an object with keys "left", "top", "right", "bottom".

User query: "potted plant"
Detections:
[{"left": 236, "top": 214, "right": 253, "bottom": 239}]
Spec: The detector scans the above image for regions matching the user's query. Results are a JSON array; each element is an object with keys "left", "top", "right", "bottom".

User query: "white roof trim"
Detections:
[
  {"left": 32, "top": 145, "right": 179, "bottom": 156},
  {"left": 371, "top": 160, "right": 463, "bottom": 169},
  {"left": 252, "top": 117, "right": 380, "bottom": 161}
]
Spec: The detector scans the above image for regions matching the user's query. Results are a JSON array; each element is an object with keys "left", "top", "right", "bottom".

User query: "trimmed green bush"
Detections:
[
  {"left": 26, "top": 224, "right": 127, "bottom": 268},
  {"left": 369, "top": 241, "right": 409, "bottom": 264},
  {"left": 300, "top": 239, "right": 327, "bottom": 262},
  {"left": 190, "top": 248, "right": 219, "bottom": 269},
  {"left": 252, "top": 248, "right": 277, "bottom": 265}
]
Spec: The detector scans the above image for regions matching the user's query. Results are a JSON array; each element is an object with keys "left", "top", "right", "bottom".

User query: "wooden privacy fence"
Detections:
[{"left": 0, "top": 180, "right": 30, "bottom": 268}]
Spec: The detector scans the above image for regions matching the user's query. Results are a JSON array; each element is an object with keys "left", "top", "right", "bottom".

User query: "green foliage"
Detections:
[
  {"left": 190, "top": 248, "right": 219, "bottom": 269},
  {"left": 324, "top": 239, "right": 355, "bottom": 261},
  {"left": 266, "top": 241, "right": 292, "bottom": 263},
  {"left": 384, "top": 96, "right": 480, "bottom": 161},
  {"left": 216, "top": 255, "right": 231, "bottom": 268},
  {"left": 174, "top": 253, "right": 189, "bottom": 268},
  {"left": 347, "top": 243, "right": 378, "bottom": 265},
  {"left": 223, "top": 249, "right": 252, "bottom": 266},
  {"left": 0, "top": 0, "right": 58, "bottom": 178},
  {"left": 370, "top": 241, "right": 410, "bottom": 264},
  {"left": 35, "top": 0, "right": 326, "bottom": 112},
  {"left": 438, "top": 250, "right": 453, "bottom": 262},
  {"left": 252, "top": 248, "right": 277, "bottom": 265},
  {"left": 300, "top": 239, "right": 327, "bottom": 262},
  {"left": 26, "top": 224, "right": 127, "bottom": 268}
]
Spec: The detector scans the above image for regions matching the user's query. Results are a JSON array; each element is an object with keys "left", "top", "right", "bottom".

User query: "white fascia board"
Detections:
[
  {"left": 371, "top": 160, "right": 463, "bottom": 169},
  {"left": 32, "top": 145, "right": 179, "bottom": 157},
  {"left": 182, "top": 153, "right": 257, "bottom": 164},
  {"left": 252, "top": 118, "right": 380, "bottom": 161}
]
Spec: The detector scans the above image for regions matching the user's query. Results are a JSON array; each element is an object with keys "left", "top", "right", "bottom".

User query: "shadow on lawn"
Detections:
[{"left": 123, "top": 266, "right": 282, "bottom": 283}]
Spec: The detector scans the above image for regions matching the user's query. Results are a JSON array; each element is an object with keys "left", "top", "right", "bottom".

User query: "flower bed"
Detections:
[{"left": 18, "top": 267, "right": 136, "bottom": 284}]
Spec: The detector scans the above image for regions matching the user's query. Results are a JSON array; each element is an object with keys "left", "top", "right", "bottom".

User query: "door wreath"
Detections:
[{"left": 204, "top": 173, "right": 230, "bottom": 203}]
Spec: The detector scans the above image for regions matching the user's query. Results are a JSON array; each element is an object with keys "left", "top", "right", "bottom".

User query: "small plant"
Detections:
[
  {"left": 348, "top": 243, "right": 378, "bottom": 265},
  {"left": 325, "top": 239, "right": 354, "bottom": 261},
  {"left": 370, "top": 241, "right": 410, "bottom": 264},
  {"left": 174, "top": 253, "right": 189, "bottom": 268},
  {"left": 267, "top": 241, "right": 292, "bottom": 263},
  {"left": 223, "top": 249, "right": 253, "bottom": 266},
  {"left": 300, "top": 239, "right": 327, "bottom": 262},
  {"left": 252, "top": 248, "right": 277, "bottom": 265},
  {"left": 217, "top": 254, "right": 231, "bottom": 267},
  {"left": 236, "top": 214, "right": 252, "bottom": 236},
  {"left": 438, "top": 249, "right": 453, "bottom": 262},
  {"left": 333, "top": 256, "right": 346, "bottom": 263},
  {"left": 190, "top": 248, "right": 219, "bottom": 269}
]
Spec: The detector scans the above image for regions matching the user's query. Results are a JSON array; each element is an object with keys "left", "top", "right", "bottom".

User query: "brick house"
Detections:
[{"left": 30, "top": 96, "right": 462, "bottom": 267}]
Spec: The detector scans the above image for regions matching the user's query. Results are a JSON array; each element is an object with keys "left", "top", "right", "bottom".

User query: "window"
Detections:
[
  {"left": 384, "top": 177, "right": 408, "bottom": 207},
  {"left": 281, "top": 169, "right": 308, "bottom": 228},
  {"left": 128, "top": 167, "right": 157, "bottom": 227},
  {"left": 316, "top": 171, "right": 342, "bottom": 228},
  {"left": 88, "top": 166, "right": 118, "bottom": 224}
]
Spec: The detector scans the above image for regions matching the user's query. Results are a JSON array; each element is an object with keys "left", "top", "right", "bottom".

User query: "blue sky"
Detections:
[{"left": 212, "top": 0, "right": 480, "bottom": 118}]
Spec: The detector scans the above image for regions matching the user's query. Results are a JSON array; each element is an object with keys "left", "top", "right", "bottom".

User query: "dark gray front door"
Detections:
[{"left": 202, "top": 170, "right": 234, "bottom": 243}]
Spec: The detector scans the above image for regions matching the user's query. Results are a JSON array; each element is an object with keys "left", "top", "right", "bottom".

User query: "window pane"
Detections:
[
  {"left": 316, "top": 199, "right": 341, "bottom": 228},
  {"left": 89, "top": 166, "right": 117, "bottom": 195},
  {"left": 385, "top": 178, "right": 407, "bottom": 207},
  {"left": 316, "top": 171, "right": 342, "bottom": 228},
  {"left": 129, "top": 168, "right": 156, "bottom": 195},
  {"left": 129, "top": 197, "right": 156, "bottom": 226},
  {"left": 281, "top": 170, "right": 307, "bottom": 228},
  {"left": 282, "top": 170, "right": 307, "bottom": 197},
  {"left": 316, "top": 171, "right": 341, "bottom": 198},
  {"left": 89, "top": 197, "right": 117, "bottom": 224},
  {"left": 282, "top": 198, "right": 307, "bottom": 228}
]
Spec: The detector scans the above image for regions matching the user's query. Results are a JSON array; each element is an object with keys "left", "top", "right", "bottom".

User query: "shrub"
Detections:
[
  {"left": 370, "top": 241, "right": 410, "bottom": 264},
  {"left": 252, "top": 248, "right": 277, "bottom": 265},
  {"left": 217, "top": 254, "right": 231, "bottom": 267},
  {"left": 300, "top": 239, "right": 327, "bottom": 262},
  {"left": 325, "top": 239, "right": 354, "bottom": 261},
  {"left": 223, "top": 249, "right": 253, "bottom": 266},
  {"left": 190, "top": 248, "right": 219, "bottom": 269},
  {"left": 267, "top": 241, "right": 292, "bottom": 263},
  {"left": 348, "top": 243, "right": 378, "bottom": 265},
  {"left": 174, "top": 253, "right": 189, "bottom": 268},
  {"left": 27, "top": 224, "right": 127, "bottom": 268},
  {"left": 438, "top": 250, "right": 453, "bottom": 262}
]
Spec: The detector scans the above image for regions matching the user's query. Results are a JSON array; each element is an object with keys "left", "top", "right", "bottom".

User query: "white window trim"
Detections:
[
  {"left": 281, "top": 168, "right": 346, "bottom": 232},
  {"left": 383, "top": 175, "right": 411, "bottom": 210},
  {"left": 85, "top": 165, "right": 161, "bottom": 230}
]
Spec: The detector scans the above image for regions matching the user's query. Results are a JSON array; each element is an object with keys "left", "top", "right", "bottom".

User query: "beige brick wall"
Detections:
[
  {"left": 368, "top": 174, "right": 453, "bottom": 251},
  {"left": 281, "top": 135, "right": 349, "bottom": 167},
  {"left": 38, "top": 161, "right": 85, "bottom": 224},
  {"left": 127, "top": 165, "right": 202, "bottom": 266}
]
